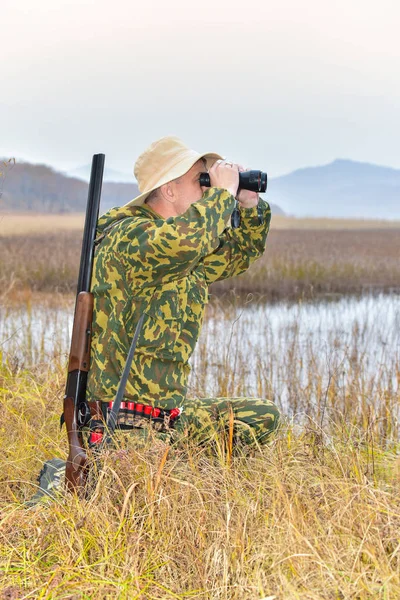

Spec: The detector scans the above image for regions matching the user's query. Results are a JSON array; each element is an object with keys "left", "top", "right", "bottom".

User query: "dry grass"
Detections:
[
  {"left": 1, "top": 212, "right": 400, "bottom": 597},
  {"left": 1, "top": 227, "right": 400, "bottom": 299},
  {"left": 1, "top": 324, "right": 400, "bottom": 598},
  {"left": 0, "top": 213, "right": 84, "bottom": 236},
  {"left": 213, "top": 228, "right": 400, "bottom": 299},
  {"left": 1, "top": 293, "right": 400, "bottom": 597},
  {"left": 272, "top": 215, "right": 400, "bottom": 230},
  {"left": 0, "top": 231, "right": 82, "bottom": 294},
  {"left": 1, "top": 212, "right": 400, "bottom": 237}
]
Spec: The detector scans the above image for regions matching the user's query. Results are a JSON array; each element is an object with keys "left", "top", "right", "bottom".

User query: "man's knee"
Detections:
[
  {"left": 180, "top": 396, "right": 280, "bottom": 446},
  {"left": 233, "top": 397, "right": 280, "bottom": 443}
]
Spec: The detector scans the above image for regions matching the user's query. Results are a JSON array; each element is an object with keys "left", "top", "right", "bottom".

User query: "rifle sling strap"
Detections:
[{"left": 103, "top": 313, "right": 145, "bottom": 445}]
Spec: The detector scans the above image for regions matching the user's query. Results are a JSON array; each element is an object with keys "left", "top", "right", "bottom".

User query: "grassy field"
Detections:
[
  {"left": 0, "top": 213, "right": 85, "bottom": 236},
  {"left": 1, "top": 213, "right": 400, "bottom": 299},
  {"left": 1, "top": 210, "right": 400, "bottom": 598},
  {"left": 272, "top": 214, "right": 400, "bottom": 230},
  {"left": 1, "top": 212, "right": 400, "bottom": 236},
  {"left": 1, "top": 294, "right": 400, "bottom": 599}
]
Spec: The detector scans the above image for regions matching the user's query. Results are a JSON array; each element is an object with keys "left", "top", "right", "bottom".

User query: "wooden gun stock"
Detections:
[{"left": 64, "top": 291, "right": 93, "bottom": 492}]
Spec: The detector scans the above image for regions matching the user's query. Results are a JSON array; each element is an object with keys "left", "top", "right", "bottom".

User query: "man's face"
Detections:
[{"left": 171, "top": 159, "right": 207, "bottom": 215}]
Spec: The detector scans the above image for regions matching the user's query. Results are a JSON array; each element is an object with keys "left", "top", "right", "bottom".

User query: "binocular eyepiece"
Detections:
[{"left": 199, "top": 170, "right": 268, "bottom": 193}]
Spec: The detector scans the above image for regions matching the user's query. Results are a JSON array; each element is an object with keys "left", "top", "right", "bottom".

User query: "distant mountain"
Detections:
[
  {"left": 0, "top": 160, "right": 283, "bottom": 215},
  {"left": 66, "top": 164, "right": 134, "bottom": 183},
  {"left": 269, "top": 159, "right": 400, "bottom": 219},
  {"left": 0, "top": 162, "right": 139, "bottom": 213}
]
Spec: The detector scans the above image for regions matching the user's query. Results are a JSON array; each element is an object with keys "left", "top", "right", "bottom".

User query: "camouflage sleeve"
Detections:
[
  {"left": 115, "top": 187, "right": 235, "bottom": 286},
  {"left": 202, "top": 198, "right": 271, "bottom": 284}
]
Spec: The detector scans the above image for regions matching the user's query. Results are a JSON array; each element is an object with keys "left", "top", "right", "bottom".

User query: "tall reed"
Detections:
[{"left": 1, "top": 228, "right": 400, "bottom": 298}]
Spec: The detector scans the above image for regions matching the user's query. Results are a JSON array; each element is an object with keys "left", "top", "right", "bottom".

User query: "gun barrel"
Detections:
[{"left": 77, "top": 154, "right": 105, "bottom": 294}]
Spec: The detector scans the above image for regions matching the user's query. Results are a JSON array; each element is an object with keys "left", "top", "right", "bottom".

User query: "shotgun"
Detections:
[{"left": 63, "top": 154, "right": 105, "bottom": 492}]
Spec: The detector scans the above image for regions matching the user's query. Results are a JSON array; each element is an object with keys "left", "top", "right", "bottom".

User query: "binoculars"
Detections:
[
  {"left": 199, "top": 169, "right": 268, "bottom": 228},
  {"left": 199, "top": 170, "right": 268, "bottom": 193}
]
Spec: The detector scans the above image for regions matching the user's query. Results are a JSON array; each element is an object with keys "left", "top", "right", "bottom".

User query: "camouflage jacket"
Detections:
[{"left": 87, "top": 187, "right": 271, "bottom": 410}]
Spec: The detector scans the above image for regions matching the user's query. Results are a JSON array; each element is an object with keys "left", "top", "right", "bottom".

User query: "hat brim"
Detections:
[{"left": 124, "top": 151, "right": 223, "bottom": 207}]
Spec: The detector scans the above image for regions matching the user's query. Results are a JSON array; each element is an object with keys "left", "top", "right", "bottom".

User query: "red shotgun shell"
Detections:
[{"left": 89, "top": 432, "right": 103, "bottom": 444}]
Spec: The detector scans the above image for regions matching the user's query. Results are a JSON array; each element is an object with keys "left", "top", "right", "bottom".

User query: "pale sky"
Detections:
[{"left": 1, "top": 0, "right": 399, "bottom": 178}]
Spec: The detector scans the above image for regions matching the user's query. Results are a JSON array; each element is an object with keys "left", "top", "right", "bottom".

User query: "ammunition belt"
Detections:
[{"left": 88, "top": 401, "right": 182, "bottom": 446}]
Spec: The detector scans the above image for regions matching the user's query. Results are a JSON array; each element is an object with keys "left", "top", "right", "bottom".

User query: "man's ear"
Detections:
[{"left": 160, "top": 182, "right": 175, "bottom": 203}]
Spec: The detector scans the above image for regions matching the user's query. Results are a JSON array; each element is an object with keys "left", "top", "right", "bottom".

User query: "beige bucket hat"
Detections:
[{"left": 125, "top": 136, "right": 223, "bottom": 207}]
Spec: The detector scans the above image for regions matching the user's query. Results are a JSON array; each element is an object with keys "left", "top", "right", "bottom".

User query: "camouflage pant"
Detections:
[{"left": 174, "top": 397, "right": 280, "bottom": 447}]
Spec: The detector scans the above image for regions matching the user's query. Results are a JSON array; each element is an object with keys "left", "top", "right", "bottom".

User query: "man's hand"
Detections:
[
  {"left": 236, "top": 164, "right": 259, "bottom": 208},
  {"left": 208, "top": 160, "right": 239, "bottom": 198}
]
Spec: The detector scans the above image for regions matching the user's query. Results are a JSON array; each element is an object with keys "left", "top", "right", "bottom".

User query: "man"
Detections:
[
  {"left": 27, "top": 136, "right": 280, "bottom": 507},
  {"left": 86, "top": 136, "right": 280, "bottom": 446}
]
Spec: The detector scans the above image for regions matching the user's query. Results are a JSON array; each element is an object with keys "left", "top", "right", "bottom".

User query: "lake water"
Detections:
[
  {"left": 190, "top": 293, "right": 400, "bottom": 409},
  {"left": 1, "top": 293, "right": 399, "bottom": 415}
]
